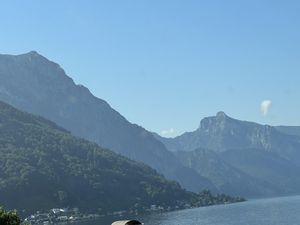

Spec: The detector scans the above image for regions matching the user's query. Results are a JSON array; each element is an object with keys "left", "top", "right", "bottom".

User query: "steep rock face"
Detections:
[
  {"left": 156, "top": 112, "right": 300, "bottom": 197},
  {"left": 157, "top": 112, "right": 300, "bottom": 163},
  {"left": 0, "top": 52, "right": 215, "bottom": 192}
]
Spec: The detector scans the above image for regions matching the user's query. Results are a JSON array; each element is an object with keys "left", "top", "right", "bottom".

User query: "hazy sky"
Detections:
[{"left": 1, "top": 0, "right": 300, "bottom": 137}]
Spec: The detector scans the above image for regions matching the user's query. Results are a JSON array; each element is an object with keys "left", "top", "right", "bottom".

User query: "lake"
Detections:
[{"left": 82, "top": 195, "right": 300, "bottom": 225}]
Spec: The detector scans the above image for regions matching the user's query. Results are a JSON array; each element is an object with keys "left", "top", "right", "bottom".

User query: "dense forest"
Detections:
[{"left": 0, "top": 101, "right": 244, "bottom": 215}]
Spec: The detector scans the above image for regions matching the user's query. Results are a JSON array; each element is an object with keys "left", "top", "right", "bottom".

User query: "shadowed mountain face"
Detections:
[
  {"left": 156, "top": 112, "right": 300, "bottom": 197},
  {"left": 175, "top": 148, "right": 279, "bottom": 197},
  {"left": 0, "top": 51, "right": 215, "bottom": 192},
  {"left": 0, "top": 101, "right": 197, "bottom": 212}
]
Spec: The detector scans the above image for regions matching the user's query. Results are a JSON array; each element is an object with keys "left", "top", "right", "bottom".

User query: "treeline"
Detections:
[{"left": 191, "top": 190, "right": 245, "bottom": 207}]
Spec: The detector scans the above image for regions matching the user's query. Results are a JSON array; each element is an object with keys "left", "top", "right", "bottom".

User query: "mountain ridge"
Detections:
[
  {"left": 157, "top": 112, "right": 300, "bottom": 156},
  {"left": 155, "top": 112, "right": 300, "bottom": 197},
  {"left": 0, "top": 51, "right": 215, "bottom": 193}
]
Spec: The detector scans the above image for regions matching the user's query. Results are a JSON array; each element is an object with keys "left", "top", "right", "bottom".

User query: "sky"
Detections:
[{"left": 1, "top": 0, "right": 300, "bottom": 137}]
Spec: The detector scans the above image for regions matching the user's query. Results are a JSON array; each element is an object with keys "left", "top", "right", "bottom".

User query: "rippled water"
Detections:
[{"left": 82, "top": 195, "right": 300, "bottom": 225}]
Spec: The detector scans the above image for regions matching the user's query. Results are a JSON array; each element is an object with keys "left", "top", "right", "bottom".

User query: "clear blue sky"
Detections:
[{"left": 1, "top": 0, "right": 300, "bottom": 137}]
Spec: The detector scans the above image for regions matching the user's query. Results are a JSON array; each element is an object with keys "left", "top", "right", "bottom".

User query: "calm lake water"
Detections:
[{"left": 82, "top": 195, "right": 300, "bottom": 225}]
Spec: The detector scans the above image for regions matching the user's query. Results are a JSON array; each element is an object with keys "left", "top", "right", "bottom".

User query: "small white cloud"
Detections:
[
  {"left": 261, "top": 100, "right": 272, "bottom": 116},
  {"left": 161, "top": 128, "right": 176, "bottom": 137}
]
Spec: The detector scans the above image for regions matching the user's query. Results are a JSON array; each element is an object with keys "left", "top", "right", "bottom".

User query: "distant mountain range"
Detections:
[
  {"left": 1, "top": 51, "right": 299, "bottom": 199},
  {"left": 156, "top": 112, "right": 300, "bottom": 197},
  {"left": 0, "top": 101, "right": 192, "bottom": 212},
  {"left": 0, "top": 51, "right": 214, "bottom": 193}
]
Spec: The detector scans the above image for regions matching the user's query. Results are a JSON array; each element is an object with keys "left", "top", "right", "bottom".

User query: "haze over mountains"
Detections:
[
  {"left": 156, "top": 112, "right": 300, "bottom": 197},
  {"left": 0, "top": 51, "right": 300, "bottom": 198},
  {"left": 0, "top": 51, "right": 214, "bottom": 193},
  {"left": 0, "top": 100, "right": 243, "bottom": 214}
]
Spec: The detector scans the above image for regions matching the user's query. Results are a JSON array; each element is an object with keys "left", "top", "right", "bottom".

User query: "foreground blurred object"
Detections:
[{"left": 112, "top": 220, "right": 142, "bottom": 225}]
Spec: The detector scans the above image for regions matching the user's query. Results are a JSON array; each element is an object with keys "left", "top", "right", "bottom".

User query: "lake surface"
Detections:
[{"left": 82, "top": 195, "right": 300, "bottom": 225}]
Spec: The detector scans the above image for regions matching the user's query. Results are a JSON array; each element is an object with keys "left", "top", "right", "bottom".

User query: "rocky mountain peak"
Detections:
[
  {"left": 199, "top": 111, "right": 231, "bottom": 131},
  {"left": 26, "top": 50, "right": 39, "bottom": 56},
  {"left": 19, "top": 50, "right": 45, "bottom": 60},
  {"left": 216, "top": 111, "right": 227, "bottom": 119}
]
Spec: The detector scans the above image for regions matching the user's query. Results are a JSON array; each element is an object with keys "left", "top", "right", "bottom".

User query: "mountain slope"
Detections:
[
  {"left": 0, "top": 100, "right": 217, "bottom": 213},
  {"left": 0, "top": 101, "right": 245, "bottom": 213},
  {"left": 221, "top": 148, "right": 300, "bottom": 195},
  {"left": 276, "top": 126, "right": 300, "bottom": 137},
  {"left": 0, "top": 51, "right": 215, "bottom": 192},
  {"left": 175, "top": 148, "right": 277, "bottom": 197}
]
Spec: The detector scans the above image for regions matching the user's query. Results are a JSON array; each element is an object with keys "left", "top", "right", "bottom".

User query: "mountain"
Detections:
[
  {"left": 157, "top": 112, "right": 300, "bottom": 164},
  {"left": 221, "top": 148, "right": 300, "bottom": 195},
  {"left": 156, "top": 112, "right": 300, "bottom": 197},
  {"left": 276, "top": 126, "right": 300, "bottom": 137},
  {"left": 1, "top": 101, "right": 240, "bottom": 214},
  {"left": 0, "top": 100, "right": 191, "bottom": 212},
  {"left": 0, "top": 51, "right": 215, "bottom": 192},
  {"left": 175, "top": 148, "right": 277, "bottom": 197}
]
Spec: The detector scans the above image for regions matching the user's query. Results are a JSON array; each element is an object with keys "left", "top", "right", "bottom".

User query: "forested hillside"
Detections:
[{"left": 0, "top": 101, "right": 243, "bottom": 213}]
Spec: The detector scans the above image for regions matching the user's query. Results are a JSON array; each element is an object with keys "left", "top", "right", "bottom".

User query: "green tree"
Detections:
[{"left": 0, "top": 207, "right": 21, "bottom": 225}]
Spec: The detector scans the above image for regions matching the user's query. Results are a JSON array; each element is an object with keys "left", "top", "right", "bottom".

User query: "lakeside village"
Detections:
[
  {"left": 22, "top": 203, "right": 192, "bottom": 225},
  {"left": 22, "top": 192, "right": 245, "bottom": 224}
]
